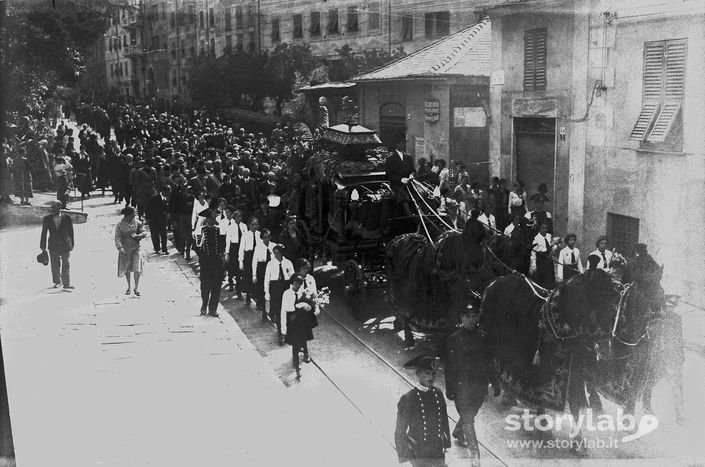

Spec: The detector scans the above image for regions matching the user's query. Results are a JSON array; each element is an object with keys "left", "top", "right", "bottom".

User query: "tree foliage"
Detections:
[
  {"left": 1, "top": 0, "right": 115, "bottom": 117},
  {"left": 188, "top": 44, "right": 319, "bottom": 114},
  {"left": 328, "top": 44, "right": 407, "bottom": 82}
]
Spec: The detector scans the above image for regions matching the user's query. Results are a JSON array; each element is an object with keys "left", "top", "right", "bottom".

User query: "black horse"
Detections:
[{"left": 479, "top": 262, "right": 684, "bottom": 454}]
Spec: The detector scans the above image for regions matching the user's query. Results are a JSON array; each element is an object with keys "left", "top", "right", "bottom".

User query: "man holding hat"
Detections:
[
  {"left": 40, "top": 201, "right": 75, "bottom": 289},
  {"left": 445, "top": 306, "right": 500, "bottom": 464},
  {"left": 196, "top": 206, "right": 226, "bottom": 316},
  {"left": 394, "top": 355, "right": 450, "bottom": 466}
]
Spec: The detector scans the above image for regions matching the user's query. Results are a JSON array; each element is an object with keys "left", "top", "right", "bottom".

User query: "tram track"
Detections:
[{"left": 316, "top": 303, "right": 509, "bottom": 467}]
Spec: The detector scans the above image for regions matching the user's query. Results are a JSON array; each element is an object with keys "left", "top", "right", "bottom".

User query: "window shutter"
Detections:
[
  {"left": 534, "top": 29, "right": 547, "bottom": 90},
  {"left": 647, "top": 102, "right": 680, "bottom": 142},
  {"left": 664, "top": 40, "right": 686, "bottom": 100},
  {"left": 650, "top": 36, "right": 684, "bottom": 145},
  {"left": 524, "top": 29, "right": 546, "bottom": 91},
  {"left": 643, "top": 42, "right": 665, "bottom": 100},
  {"left": 524, "top": 31, "right": 535, "bottom": 90},
  {"left": 629, "top": 102, "right": 659, "bottom": 141}
]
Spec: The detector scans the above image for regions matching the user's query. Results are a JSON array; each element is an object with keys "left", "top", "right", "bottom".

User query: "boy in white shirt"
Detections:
[
  {"left": 264, "top": 244, "right": 295, "bottom": 343},
  {"left": 224, "top": 208, "right": 247, "bottom": 295},
  {"left": 252, "top": 228, "right": 277, "bottom": 319},
  {"left": 530, "top": 222, "right": 555, "bottom": 288},
  {"left": 557, "top": 233, "right": 584, "bottom": 283},
  {"left": 589, "top": 235, "right": 613, "bottom": 271}
]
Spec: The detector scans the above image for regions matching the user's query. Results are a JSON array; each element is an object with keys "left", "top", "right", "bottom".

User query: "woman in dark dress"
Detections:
[
  {"left": 279, "top": 216, "right": 305, "bottom": 262},
  {"left": 280, "top": 275, "right": 314, "bottom": 379}
]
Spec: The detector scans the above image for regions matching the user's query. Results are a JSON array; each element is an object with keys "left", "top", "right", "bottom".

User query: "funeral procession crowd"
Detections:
[{"left": 1, "top": 97, "right": 651, "bottom": 467}]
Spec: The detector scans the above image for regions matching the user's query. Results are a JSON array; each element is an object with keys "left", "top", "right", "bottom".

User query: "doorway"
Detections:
[
  {"left": 514, "top": 117, "right": 556, "bottom": 211},
  {"left": 379, "top": 102, "right": 405, "bottom": 148}
]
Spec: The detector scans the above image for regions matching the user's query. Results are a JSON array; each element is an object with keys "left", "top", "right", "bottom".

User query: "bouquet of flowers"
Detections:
[
  {"left": 609, "top": 250, "right": 627, "bottom": 269},
  {"left": 301, "top": 287, "right": 331, "bottom": 314}
]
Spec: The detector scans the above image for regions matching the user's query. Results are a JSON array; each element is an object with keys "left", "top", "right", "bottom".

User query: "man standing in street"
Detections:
[
  {"left": 445, "top": 306, "right": 500, "bottom": 465},
  {"left": 146, "top": 185, "right": 171, "bottom": 254},
  {"left": 197, "top": 207, "right": 226, "bottom": 317},
  {"left": 395, "top": 355, "right": 450, "bottom": 467},
  {"left": 40, "top": 201, "right": 75, "bottom": 289}
]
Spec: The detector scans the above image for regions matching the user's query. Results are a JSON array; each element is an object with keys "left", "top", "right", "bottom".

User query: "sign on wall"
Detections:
[
  {"left": 415, "top": 137, "right": 425, "bottom": 158},
  {"left": 424, "top": 100, "right": 440, "bottom": 122},
  {"left": 453, "top": 107, "right": 486, "bottom": 128}
]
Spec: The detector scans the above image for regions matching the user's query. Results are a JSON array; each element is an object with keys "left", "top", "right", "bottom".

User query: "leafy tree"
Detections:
[
  {"left": 1, "top": 0, "right": 115, "bottom": 119},
  {"left": 263, "top": 43, "right": 319, "bottom": 114},
  {"left": 328, "top": 44, "right": 406, "bottom": 82}
]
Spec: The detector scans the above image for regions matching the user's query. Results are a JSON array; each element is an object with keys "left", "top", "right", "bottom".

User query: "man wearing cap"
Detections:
[
  {"left": 445, "top": 306, "right": 500, "bottom": 464},
  {"left": 40, "top": 201, "right": 75, "bottom": 289},
  {"left": 196, "top": 207, "right": 226, "bottom": 317},
  {"left": 395, "top": 355, "right": 450, "bottom": 466}
]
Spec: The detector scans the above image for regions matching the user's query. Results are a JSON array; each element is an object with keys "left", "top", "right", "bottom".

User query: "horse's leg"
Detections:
[
  {"left": 403, "top": 318, "right": 415, "bottom": 347},
  {"left": 587, "top": 384, "right": 604, "bottom": 415},
  {"left": 670, "top": 371, "right": 685, "bottom": 425}
]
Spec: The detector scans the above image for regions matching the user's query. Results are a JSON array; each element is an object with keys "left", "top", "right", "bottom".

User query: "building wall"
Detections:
[
  {"left": 492, "top": 9, "right": 578, "bottom": 234},
  {"left": 358, "top": 79, "right": 489, "bottom": 170},
  {"left": 102, "top": 2, "right": 145, "bottom": 97},
  {"left": 259, "top": 0, "right": 478, "bottom": 58},
  {"left": 581, "top": 6, "right": 705, "bottom": 302},
  {"left": 486, "top": 0, "right": 705, "bottom": 302}
]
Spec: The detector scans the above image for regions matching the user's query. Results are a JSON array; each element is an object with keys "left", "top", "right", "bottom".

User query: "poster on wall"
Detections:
[
  {"left": 415, "top": 137, "right": 425, "bottom": 158},
  {"left": 424, "top": 100, "right": 440, "bottom": 122},
  {"left": 453, "top": 107, "right": 486, "bottom": 127}
]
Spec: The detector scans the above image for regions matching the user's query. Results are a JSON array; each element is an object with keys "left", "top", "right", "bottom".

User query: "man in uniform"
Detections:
[
  {"left": 395, "top": 355, "right": 450, "bottom": 466},
  {"left": 385, "top": 134, "right": 416, "bottom": 217},
  {"left": 197, "top": 207, "right": 226, "bottom": 317},
  {"left": 445, "top": 306, "right": 500, "bottom": 465}
]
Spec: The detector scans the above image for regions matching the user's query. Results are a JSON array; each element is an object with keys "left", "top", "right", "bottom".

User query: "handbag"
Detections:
[{"left": 36, "top": 250, "right": 49, "bottom": 266}]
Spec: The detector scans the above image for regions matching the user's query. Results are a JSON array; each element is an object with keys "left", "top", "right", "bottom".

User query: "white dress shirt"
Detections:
[
  {"left": 238, "top": 229, "right": 261, "bottom": 264},
  {"left": 216, "top": 214, "right": 230, "bottom": 235},
  {"left": 191, "top": 198, "right": 208, "bottom": 235},
  {"left": 530, "top": 233, "right": 552, "bottom": 272},
  {"left": 478, "top": 212, "right": 496, "bottom": 232},
  {"left": 252, "top": 241, "right": 276, "bottom": 278},
  {"left": 503, "top": 223, "right": 516, "bottom": 236},
  {"left": 508, "top": 191, "right": 526, "bottom": 214},
  {"left": 557, "top": 246, "right": 584, "bottom": 282},
  {"left": 225, "top": 220, "right": 247, "bottom": 245},
  {"left": 589, "top": 248, "right": 613, "bottom": 271},
  {"left": 280, "top": 287, "right": 302, "bottom": 335},
  {"left": 264, "top": 257, "right": 295, "bottom": 298}
]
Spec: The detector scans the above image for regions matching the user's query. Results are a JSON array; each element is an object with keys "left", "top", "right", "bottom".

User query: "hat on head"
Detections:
[
  {"left": 587, "top": 254, "right": 601, "bottom": 269},
  {"left": 198, "top": 208, "right": 216, "bottom": 218},
  {"left": 403, "top": 355, "right": 440, "bottom": 371}
]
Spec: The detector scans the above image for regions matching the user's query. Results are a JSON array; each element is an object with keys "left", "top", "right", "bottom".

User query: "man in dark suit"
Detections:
[
  {"left": 146, "top": 185, "right": 171, "bottom": 254},
  {"left": 40, "top": 201, "right": 75, "bottom": 289},
  {"left": 445, "top": 306, "right": 500, "bottom": 465},
  {"left": 385, "top": 134, "right": 416, "bottom": 217},
  {"left": 395, "top": 355, "right": 450, "bottom": 466}
]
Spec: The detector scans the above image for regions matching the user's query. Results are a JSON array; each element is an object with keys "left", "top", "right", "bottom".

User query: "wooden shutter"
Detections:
[
  {"left": 524, "top": 29, "right": 546, "bottom": 91},
  {"left": 630, "top": 41, "right": 665, "bottom": 141},
  {"left": 629, "top": 102, "right": 659, "bottom": 141}
]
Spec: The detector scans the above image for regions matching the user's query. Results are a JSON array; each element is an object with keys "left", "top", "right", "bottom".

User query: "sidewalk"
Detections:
[{"left": 0, "top": 197, "right": 394, "bottom": 466}]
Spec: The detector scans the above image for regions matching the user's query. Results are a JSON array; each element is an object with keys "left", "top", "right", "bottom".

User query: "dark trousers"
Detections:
[
  {"left": 535, "top": 254, "right": 555, "bottom": 288},
  {"left": 199, "top": 255, "right": 224, "bottom": 313},
  {"left": 49, "top": 249, "right": 70, "bottom": 286},
  {"left": 254, "top": 262, "right": 267, "bottom": 311},
  {"left": 292, "top": 341, "right": 309, "bottom": 369},
  {"left": 269, "top": 279, "right": 288, "bottom": 334},
  {"left": 176, "top": 214, "right": 192, "bottom": 256},
  {"left": 226, "top": 243, "right": 241, "bottom": 287},
  {"left": 453, "top": 391, "right": 485, "bottom": 452},
  {"left": 150, "top": 223, "right": 167, "bottom": 252}
]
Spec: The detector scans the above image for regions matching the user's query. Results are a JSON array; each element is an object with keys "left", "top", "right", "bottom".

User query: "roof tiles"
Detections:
[{"left": 353, "top": 19, "right": 491, "bottom": 82}]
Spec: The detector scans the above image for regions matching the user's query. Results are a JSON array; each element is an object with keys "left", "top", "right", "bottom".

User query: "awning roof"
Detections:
[
  {"left": 296, "top": 82, "right": 357, "bottom": 93},
  {"left": 353, "top": 19, "right": 491, "bottom": 82}
]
